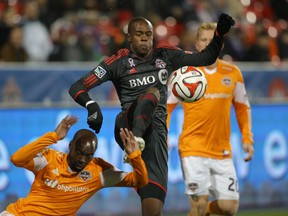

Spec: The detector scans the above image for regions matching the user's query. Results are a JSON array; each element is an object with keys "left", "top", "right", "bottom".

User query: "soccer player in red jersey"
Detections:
[{"left": 69, "top": 15, "right": 235, "bottom": 216}]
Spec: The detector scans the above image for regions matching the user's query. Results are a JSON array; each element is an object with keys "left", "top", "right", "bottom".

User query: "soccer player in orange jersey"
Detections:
[
  {"left": 1, "top": 115, "right": 148, "bottom": 216},
  {"left": 167, "top": 23, "right": 254, "bottom": 216}
]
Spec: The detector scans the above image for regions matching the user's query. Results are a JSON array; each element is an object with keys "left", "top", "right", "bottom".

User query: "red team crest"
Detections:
[{"left": 155, "top": 59, "right": 166, "bottom": 69}]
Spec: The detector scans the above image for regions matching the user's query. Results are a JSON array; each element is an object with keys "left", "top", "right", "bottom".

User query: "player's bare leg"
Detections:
[
  {"left": 188, "top": 195, "right": 209, "bottom": 216},
  {"left": 115, "top": 86, "right": 165, "bottom": 215},
  {"left": 205, "top": 200, "right": 239, "bottom": 216},
  {"left": 141, "top": 198, "right": 163, "bottom": 216}
]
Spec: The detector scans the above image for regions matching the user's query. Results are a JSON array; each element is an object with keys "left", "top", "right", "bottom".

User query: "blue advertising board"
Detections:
[
  {"left": 0, "top": 67, "right": 288, "bottom": 104},
  {"left": 0, "top": 105, "right": 287, "bottom": 214}
]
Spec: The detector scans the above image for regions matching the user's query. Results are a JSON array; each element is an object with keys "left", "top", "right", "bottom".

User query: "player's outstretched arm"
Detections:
[
  {"left": 119, "top": 128, "right": 148, "bottom": 188},
  {"left": 11, "top": 115, "right": 78, "bottom": 168},
  {"left": 176, "top": 13, "right": 235, "bottom": 67}
]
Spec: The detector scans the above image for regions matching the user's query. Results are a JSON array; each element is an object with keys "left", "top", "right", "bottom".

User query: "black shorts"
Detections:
[
  {"left": 114, "top": 110, "right": 168, "bottom": 203},
  {"left": 137, "top": 181, "right": 166, "bottom": 203}
]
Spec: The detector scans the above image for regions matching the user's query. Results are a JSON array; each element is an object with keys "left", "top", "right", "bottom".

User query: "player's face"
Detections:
[
  {"left": 195, "top": 29, "right": 214, "bottom": 52},
  {"left": 127, "top": 20, "right": 153, "bottom": 58},
  {"left": 68, "top": 138, "right": 96, "bottom": 172}
]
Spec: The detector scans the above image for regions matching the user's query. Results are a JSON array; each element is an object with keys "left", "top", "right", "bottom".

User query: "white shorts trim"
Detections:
[
  {"left": 181, "top": 156, "right": 239, "bottom": 200},
  {"left": 0, "top": 211, "right": 15, "bottom": 216}
]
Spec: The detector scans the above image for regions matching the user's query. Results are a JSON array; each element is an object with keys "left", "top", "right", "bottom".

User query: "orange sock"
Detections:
[{"left": 206, "top": 201, "right": 223, "bottom": 215}]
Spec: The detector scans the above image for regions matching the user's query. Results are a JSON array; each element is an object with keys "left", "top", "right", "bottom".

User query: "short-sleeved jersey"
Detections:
[
  {"left": 6, "top": 132, "right": 147, "bottom": 215},
  {"left": 167, "top": 60, "right": 253, "bottom": 159}
]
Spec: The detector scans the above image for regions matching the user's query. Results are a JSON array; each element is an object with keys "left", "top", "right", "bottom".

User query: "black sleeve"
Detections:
[
  {"left": 68, "top": 70, "right": 97, "bottom": 107},
  {"left": 69, "top": 49, "right": 129, "bottom": 107},
  {"left": 69, "top": 75, "right": 94, "bottom": 107},
  {"left": 170, "top": 33, "right": 224, "bottom": 70},
  {"left": 69, "top": 62, "right": 112, "bottom": 107}
]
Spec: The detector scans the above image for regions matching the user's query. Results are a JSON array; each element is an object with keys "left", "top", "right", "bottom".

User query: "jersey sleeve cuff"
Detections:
[
  {"left": 50, "top": 131, "right": 60, "bottom": 142},
  {"left": 128, "top": 150, "right": 142, "bottom": 159}
]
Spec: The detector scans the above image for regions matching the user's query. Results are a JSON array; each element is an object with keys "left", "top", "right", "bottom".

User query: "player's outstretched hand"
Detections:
[
  {"left": 87, "top": 102, "right": 103, "bottom": 133},
  {"left": 243, "top": 143, "right": 254, "bottom": 162},
  {"left": 216, "top": 13, "right": 235, "bottom": 36},
  {"left": 120, "top": 128, "right": 139, "bottom": 155},
  {"left": 55, "top": 115, "right": 78, "bottom": 140}
]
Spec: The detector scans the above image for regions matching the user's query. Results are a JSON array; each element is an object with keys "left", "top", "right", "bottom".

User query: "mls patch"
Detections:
[{"left": 93, "top": 66, "right": 106, "bottom": 78}]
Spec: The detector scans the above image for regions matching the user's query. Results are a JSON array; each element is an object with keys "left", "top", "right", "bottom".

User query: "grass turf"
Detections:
[{"left": 164, "top": 208, "right": 288, "bottom": 216}]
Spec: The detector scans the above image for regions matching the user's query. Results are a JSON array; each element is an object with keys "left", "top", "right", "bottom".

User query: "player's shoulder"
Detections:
[
  {"left": 156, "top": 41, "right": 181, "bottom": 51},
  {"left": 92, "top": 157, "right": 114, "bottom": 170},
  {"left": 219, "top": 60, "right": 241, "bottom": 73},
  {"left": 116, "top": 48, "right": 130, "bottom": 57},
  {"left": 103, "top": 48, "right": 130, "bottom": 66},
  {"left": 37, "top": 147, "right": 61, "bottom": 162}
]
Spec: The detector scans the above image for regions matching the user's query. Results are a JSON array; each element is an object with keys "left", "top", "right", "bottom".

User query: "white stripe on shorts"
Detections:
[{"left": 0, "top": 211, "right": 15, "bottom": 216}]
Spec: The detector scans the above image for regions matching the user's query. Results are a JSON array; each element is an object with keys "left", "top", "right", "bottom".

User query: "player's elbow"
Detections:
[
  {"left": 206, "top": 57, "right": 217, "bottom": 65},
  {"left": 69, "top": 77, "right": 88, "bottom": 97},
  {"left": 68, "top": 82, "right": 79, "bottom": 99},
  {"left": 10, "top": 153, "right": 24, "bottom": 167}
]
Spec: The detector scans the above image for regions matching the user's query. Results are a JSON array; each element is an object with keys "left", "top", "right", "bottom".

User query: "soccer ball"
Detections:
[{"left": 169, "top": 66, "right": 207, "bottom": 102}]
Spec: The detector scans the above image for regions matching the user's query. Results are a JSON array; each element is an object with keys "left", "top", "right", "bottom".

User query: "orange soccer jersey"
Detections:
[
  {"left": 6, "top": 132, "right": 147, "bottom": 216},
  {"left": 167, "top": 60, "right": 253, "bottom": 159}
]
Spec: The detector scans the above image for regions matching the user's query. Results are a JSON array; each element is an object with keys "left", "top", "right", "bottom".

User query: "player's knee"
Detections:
[
  {"left": 218, "top": 200, "right": 239, "bottom": 216},
  {"left": 138, "top": 87, "right": 160, "bottom": 109},
  {"left": 141, "top": 198, "right": 163, "bottom": 216},
  {"left": 147, "top": 87, "right": 160, "bottom": 102}
]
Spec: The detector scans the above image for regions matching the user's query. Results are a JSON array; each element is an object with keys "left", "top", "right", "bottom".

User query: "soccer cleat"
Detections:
[{"left": 123, "top": 136, "right": 145, "bottom": 163}]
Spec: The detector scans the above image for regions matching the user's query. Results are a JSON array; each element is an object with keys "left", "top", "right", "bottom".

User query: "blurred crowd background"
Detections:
[
  {"left": 1, "top": 1, "right": 288, "bottom": 215},
  {"left": 0, "top": 0, "right": 288, "bottom": 63}
]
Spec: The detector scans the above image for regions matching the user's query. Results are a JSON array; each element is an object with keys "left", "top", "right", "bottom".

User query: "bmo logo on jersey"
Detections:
[
  {"left": 129, "top": 76, "right": 155, "bottom": 87},
  {"left": 129, "top": 69, "right": 168, "bottom": 87}
]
